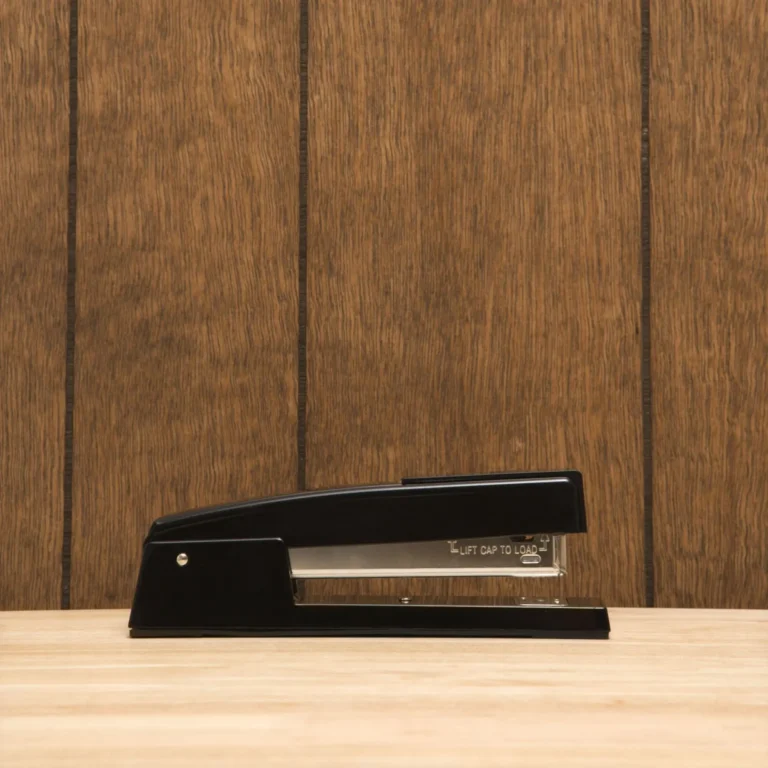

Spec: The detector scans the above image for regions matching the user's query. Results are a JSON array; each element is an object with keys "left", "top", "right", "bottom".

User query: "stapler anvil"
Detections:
[{"left": 129, "top": 471, "right": 610, "bottom": 639}]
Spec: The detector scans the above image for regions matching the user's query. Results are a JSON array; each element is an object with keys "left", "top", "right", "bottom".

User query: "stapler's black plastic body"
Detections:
[{"left": 129, "top": 471, "right": 610, "bottom": 639}]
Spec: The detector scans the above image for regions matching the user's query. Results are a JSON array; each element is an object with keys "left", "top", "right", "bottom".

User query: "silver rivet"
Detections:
[
  {"left": 399, "top": 596, "right": 411, "bottom": 604},
  {"left": 176, "top": 553, "right": 189, "bottom": 567}
]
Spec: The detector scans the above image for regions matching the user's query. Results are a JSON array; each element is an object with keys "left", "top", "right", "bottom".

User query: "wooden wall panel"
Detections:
[
  {"left": 73, "top": 1, "right": 298, "bottom": 608},
  {"left": 0, "top": 3, "right": 68, "bottom": 610},
  {"left": 651, "top": 1, "right": 768, "bottom": 607},
  {"left": 308, "top": 1, "right": 644, "bottom": 605}
]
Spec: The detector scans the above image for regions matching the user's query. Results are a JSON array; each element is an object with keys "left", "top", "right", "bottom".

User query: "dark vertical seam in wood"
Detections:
[
  {"left": 62, "top": 0, "right": 78, "bottom": 609},
  {"left": 298, "top": 0, "right": 308, "bottom": 491},
  {"left": 641, "top": 0, "right": 654, "bottom": 607}
]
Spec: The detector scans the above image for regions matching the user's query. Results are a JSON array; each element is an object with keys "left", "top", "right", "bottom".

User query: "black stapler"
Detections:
[{"left": 129, "top": 471, "right": 610, "bottom": 639}]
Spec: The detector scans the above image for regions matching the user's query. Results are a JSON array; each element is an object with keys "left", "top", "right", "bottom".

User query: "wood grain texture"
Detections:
[
  {"left": 651, "top": 1, "right": 768, "bottom": 607},
  {"left": 308, "top": 1, "right": 643, "bottom": 605},
  {"left": 0, "top": 3, "right": 68, "bottom": 610},
  {"left": 1, "top": 608, "right": 767, "bottom": 767},
  {"left": 73, "top": 1, "right": 299, "bottom": 608}
]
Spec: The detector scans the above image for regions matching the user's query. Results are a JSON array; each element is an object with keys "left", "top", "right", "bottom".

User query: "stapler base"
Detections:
[{"left": 128, "top": 538, "right": 609, "bottom": 639}]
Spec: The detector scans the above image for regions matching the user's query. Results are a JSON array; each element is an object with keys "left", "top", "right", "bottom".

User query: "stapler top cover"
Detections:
[{"left": 142, "top": 470, "right": 586, "bottom": 547}]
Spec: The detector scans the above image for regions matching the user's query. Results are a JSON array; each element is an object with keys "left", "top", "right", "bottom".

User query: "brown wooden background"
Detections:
[{"left": 1, "top": 0, "right": 766, "bottom": 611}]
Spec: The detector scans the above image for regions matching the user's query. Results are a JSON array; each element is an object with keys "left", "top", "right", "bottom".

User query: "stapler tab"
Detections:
[{"left": 128, "top": 471, "right": 610, "bottom": 639}]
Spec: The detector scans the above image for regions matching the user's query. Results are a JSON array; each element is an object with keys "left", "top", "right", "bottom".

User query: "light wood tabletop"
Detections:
[{"left": 1, "top": 608, "right": 766, "bottom": 767}]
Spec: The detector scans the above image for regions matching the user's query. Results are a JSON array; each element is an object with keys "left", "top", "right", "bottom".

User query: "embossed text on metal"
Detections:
[{"left": 289, "top": 533, "right": 566, "bottom": 578}]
